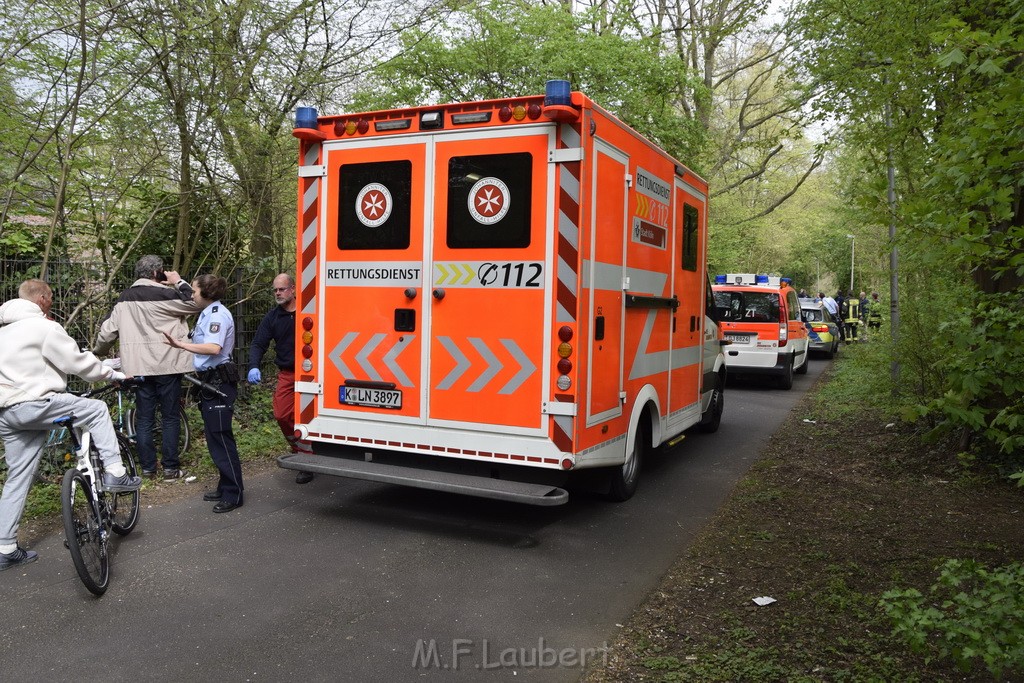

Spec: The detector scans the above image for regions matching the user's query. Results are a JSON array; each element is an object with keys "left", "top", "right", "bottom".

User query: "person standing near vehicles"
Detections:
[
  {"left": 95, "top": 255, "right": 197, "bottom": 481},
  {"left": 162, "top": 275, "right": 243, "bottom": 513},
  {"left": 843, "top": 290, "right": 861, "bottom": 342},
  {"left": 819, "top": 291, "right": 843, "bottom": 342},
  {"left": 867, "top": 291, "right": 883, "bottom": 334},
  {"left": 247, "top": 274, "right": 314, "bottom": 485},
  {"left": 0, "top": 279, "right": 141, "bottom": 571}
]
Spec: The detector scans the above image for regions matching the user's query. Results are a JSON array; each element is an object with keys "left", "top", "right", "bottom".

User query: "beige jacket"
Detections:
[{"left": 94, "top": 278, "right": 198, "bottom": 376}]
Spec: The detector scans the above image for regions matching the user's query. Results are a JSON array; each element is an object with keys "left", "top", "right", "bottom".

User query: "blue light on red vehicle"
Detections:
[
  {"left": 295, "top": 107, "right": 318, "bottom": 129},
  {"left": 544, "top": 80, "right": 571, "bottom": 106}
]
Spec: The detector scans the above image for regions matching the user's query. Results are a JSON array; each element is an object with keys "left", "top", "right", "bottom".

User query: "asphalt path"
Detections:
[{"left": 0, "top": 359, "right": 825, "bottom": 682}]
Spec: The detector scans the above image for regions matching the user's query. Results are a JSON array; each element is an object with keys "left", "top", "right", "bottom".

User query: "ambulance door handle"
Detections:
[{"left": 432, "top": 288, "right": 446, "bottom": 300}]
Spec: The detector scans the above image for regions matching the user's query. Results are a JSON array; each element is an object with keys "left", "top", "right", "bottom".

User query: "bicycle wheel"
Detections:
[
  {"left": 129, "top": 404, "right": 190, "bottom": 457},
  {"left": 111, "top": 435, "right": 140, "bottom": 535},
  {"left": 61, "top": 469, "right": 109, "bottom": 596}
]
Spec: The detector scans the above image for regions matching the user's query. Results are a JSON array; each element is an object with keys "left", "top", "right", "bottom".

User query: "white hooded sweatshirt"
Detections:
[{"left": 0, "top": 298, "right": 120, "bottom": 407}]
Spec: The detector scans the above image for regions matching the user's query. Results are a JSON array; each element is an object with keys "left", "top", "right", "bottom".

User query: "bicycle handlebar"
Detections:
[{"left": 73, "top": 377, "right": 143, "bottom": 399}]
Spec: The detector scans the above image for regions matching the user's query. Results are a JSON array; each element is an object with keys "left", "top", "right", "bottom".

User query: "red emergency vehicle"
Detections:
[{"left": 279, "top": 82, "right": 726, "bottom": 505}]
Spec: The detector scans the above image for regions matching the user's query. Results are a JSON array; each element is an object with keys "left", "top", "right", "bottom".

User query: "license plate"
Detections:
[
  {"left": 341, "top": 386, "right": 402, "bottom": 409},
  {"left": 726, "top": 333, "right": 751, "bottom": 344}
]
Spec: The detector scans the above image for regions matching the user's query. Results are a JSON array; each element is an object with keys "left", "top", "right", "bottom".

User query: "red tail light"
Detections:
[
  {"left": 812, "top": 324, "right": 829, "bottom": 333},
  {"left": 779, "top": 305, "right": 788, "bottom": 347}
]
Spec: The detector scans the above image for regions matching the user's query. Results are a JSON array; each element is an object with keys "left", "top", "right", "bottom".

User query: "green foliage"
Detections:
[
  {"left": 880, "top": 559, "right": 1024, "bottom": 678},
  {"left": 349, "top": 0, "right": 707, "bottom": 163},
  {"left": 904, "top": 293, "right": 1024, "bottom": 468},
  {"left": 795, "top": 0, "right": 1024, "bottom": 471},
  {"left": 0, "top": 226, "right": 45, "bottom": 257}
]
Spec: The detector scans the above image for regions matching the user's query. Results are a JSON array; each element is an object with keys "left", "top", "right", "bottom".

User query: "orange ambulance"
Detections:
[
  {"left": 280, "top": 82, "right": 726, "bottom": 505},
  {"left": 712, "top": 274, "right": 809, "bottom": 389}
]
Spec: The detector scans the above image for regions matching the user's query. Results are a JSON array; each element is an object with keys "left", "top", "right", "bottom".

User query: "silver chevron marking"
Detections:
[
  {"left": 437, "top": 336, "right": 471, "bottom": 390},
  {"left": 467, "top": 337, "right": 501, "bottom": 392},
  {"left": 383, "top": 335, "right": 415, "bottom": 387},
  {"left": 328, "top": 332, "right": 358, "bottom": 379},
  {"left": 499, "top": 338, "right": 536, "bottom": 394},
  {"left": 355, "top": 333, "right": 386, "bottom": 381}
]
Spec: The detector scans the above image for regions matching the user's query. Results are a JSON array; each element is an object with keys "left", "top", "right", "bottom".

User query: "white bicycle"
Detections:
[{"left": 58, "top": 382, "right": 141, "bottom": 596}]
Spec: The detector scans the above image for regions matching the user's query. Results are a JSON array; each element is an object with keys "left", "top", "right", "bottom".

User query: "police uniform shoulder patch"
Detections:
[
  {"left": 209, "top": 322, "right": 221, "bottom": 333},
  {"left": 212, "top": 305, "right": 219, "bottom": 312}
]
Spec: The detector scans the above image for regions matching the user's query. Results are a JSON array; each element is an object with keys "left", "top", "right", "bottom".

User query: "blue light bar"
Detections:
[
  {"left": 715, "top": 275, "right": 727, "bottom": 284},
  {"left": 544, "top": 79, "right": 572, "bottom": 106},
  {"left": 755, "top": 274, "right": 769, "bottom": 284},
  {"left": 295, "top": 107, "right": 318, "bottom": 130}
]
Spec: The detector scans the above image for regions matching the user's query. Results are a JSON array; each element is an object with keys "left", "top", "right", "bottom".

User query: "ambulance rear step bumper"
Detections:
[{"left": 277, "top": 452, "right": 569, "bottom": 506}]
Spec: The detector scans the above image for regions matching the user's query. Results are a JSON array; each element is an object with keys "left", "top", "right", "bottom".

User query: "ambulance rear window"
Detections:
[
  {"left": 447, "top": 152, "right": 532, "bottom": 249},
  {"left": 713, "top": 290, "right": 780, "bottom": 322},
  {"left": 337, "top": 160, "right": 412, "bottom": 250}
]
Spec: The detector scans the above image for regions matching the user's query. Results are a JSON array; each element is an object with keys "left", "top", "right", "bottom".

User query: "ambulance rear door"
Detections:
[
  {"left": 318, "top": 127, "right": 550, "bottom": 434},
  {"left": 320, "top": 138, "right": 428, "bottom": 424},
  {"left": 427, "top": 130, "right": 550, "bottom": 433}
]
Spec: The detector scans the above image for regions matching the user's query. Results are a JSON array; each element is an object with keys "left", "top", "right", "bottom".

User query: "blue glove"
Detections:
[{"left": 247, "top": 368, "right": 262, "bottom": 384}]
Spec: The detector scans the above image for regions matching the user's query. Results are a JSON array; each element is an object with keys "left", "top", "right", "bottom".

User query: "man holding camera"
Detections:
[{"left": 95, "top": 255, "right": 198, "bottom": 480}]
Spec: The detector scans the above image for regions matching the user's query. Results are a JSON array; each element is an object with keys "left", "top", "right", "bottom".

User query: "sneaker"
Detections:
[
  {"left": 0, "top": 546, "right": 39, "bottom": 571},
  {"left": 101, "top": 471, "right": 143, "bottom": 492},
  {"left": 142, "top": 469, "right": 158, "bottom": 479},
  {"left": 163, "top": 468, "right": 188, "bottom": 482}
]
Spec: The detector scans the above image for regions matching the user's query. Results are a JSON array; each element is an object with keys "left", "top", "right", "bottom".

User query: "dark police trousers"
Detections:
[{"left": 200, "top": 381, "right": 243, "bottom": 505}]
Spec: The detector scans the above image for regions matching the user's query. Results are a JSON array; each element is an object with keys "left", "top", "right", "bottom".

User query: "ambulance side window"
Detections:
[
  {"left": 705, "top": 276, "right": 718, "bottom": 321},
  {"left": 338, "top": 160, "right": 412, "bottom": 250},
  {"left": 681, "top": 204, "right": 699, "bottom": 271},
  {"left": 447, "top": 153, "right": 532, "bottom": 249},
  {"left": 787, "top": 291, "right": 801, "bottom": 321}
]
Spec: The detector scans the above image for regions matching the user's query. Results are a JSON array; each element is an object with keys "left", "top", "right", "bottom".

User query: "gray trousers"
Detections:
[{"left": 0, "top": 394, "right": 122, "bottom": 547}]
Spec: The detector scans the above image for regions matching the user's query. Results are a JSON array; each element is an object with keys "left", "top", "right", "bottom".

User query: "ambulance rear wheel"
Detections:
[
  {"left": 776, "top": 356, "right": 794, "bottom": 390},
  {"left": 608, "top": 421, "right": 645, "bottom": 502},
  {"left": 697, "top": 382, "right": 724, "bottom": 433}
]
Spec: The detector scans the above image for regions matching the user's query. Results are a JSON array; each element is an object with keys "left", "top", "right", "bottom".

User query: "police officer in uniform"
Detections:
[{"left": 163, "top": 274, "right": 243, "bottom": 512}]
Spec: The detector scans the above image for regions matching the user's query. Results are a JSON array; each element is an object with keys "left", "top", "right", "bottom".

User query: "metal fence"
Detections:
[{"left": 0, "top": 258, "right": 279, "bottom": 372}]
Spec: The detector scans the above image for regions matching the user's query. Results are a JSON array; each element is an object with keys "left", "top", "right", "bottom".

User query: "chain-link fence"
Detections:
[{"left": 0, "top": 258, "right": 278, "bottom": 375}]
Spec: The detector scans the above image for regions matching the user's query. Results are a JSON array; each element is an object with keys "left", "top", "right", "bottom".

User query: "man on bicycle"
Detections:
[
  {"left": 0, "top": 279, "right": 141, "bottom": 571},
  {"left": 94, "top": 255, "right": 197, "bottom": 481}
]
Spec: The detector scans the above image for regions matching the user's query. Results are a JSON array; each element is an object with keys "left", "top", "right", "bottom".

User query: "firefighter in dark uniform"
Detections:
[{"left": 162, "top": 274, "right": 243, "bottom": 512}]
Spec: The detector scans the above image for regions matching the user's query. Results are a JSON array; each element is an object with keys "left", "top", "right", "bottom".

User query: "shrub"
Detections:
[{"left": 879, "top": 559, "right": 1024, "bottom": 677}]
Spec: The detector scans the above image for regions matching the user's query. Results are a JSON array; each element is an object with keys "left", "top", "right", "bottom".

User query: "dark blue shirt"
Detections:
[{"left": 248, "top": 305, "right": 295, "bottom": 370}]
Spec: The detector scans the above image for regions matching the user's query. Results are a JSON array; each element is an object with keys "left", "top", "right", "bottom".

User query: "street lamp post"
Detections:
[{"left": 846, "top": 234, "right": 855, "bottom": 293}]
